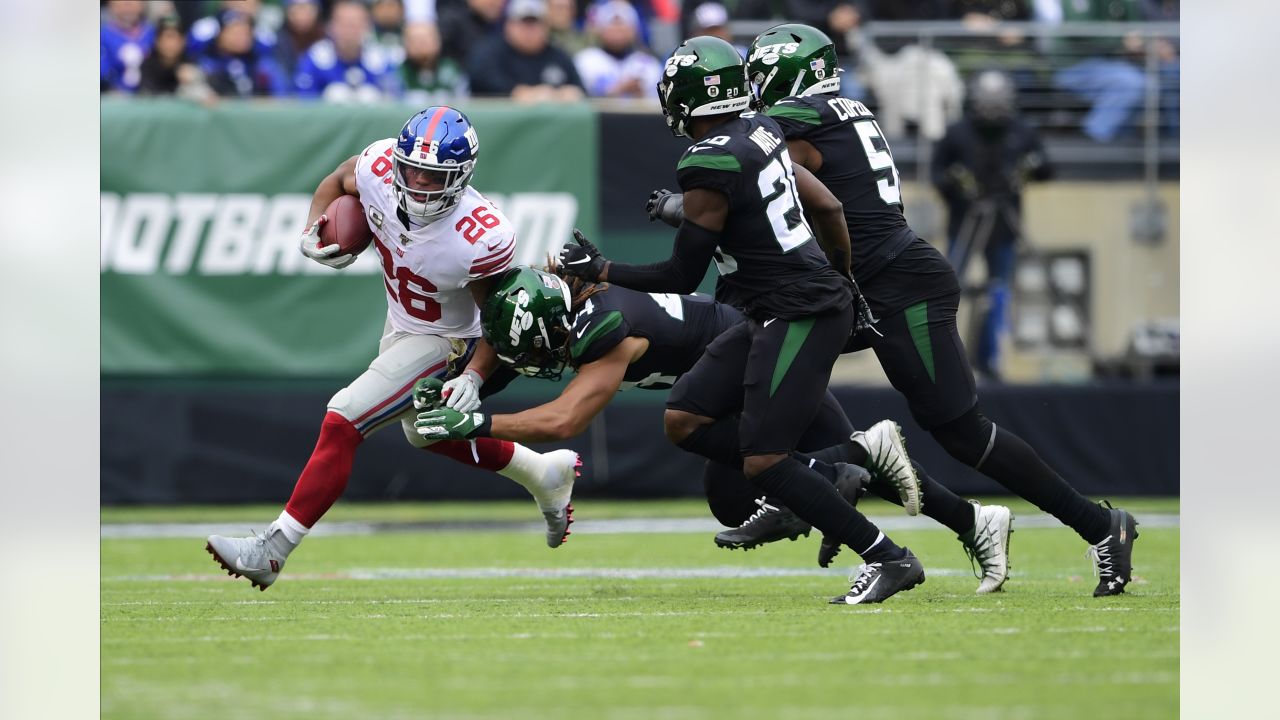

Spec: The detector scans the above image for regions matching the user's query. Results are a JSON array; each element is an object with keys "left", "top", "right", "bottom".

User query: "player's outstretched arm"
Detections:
[
  {"left": 415, "top": 338, "right": 646, "bottom": 443},
  {"left": 793, "top": 164, "right": 851, "bottom": 279},
  {"left": 564, "top": 189, "right": 724, "bottom": 294}
]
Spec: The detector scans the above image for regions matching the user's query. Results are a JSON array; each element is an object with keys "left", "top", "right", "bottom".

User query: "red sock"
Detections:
[
  {"left": 426, "top": 439, "right": 515, "bottom": 471},
  {"left": 284, "top": 411, "right": 364, "bottom": 527}
]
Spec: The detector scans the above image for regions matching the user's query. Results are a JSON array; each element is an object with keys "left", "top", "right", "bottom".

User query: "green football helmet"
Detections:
[
  {"left": 747, "top": 23, "right": 841, "bottom": 109},
  {"left": 481, "top": 266, "right": 574, "bottom": 380},
  {"left": 657, "top": 36, "right": 752, "bottom": 137}
]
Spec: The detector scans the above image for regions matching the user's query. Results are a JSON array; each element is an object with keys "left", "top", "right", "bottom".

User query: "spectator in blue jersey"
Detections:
[
  {"left": 101, "top": 0, "right": 156, "bottom": 93},
  {"left": 274, "top": 0, "right": 328, "bottom": 78},
  {"left": 188, "top": 0, "right": 278, "bottom": 59},
  {"left": 198, "top": 9, "right": 289, "bottom": 97},
  {"left": 574, "top": 0, "right": 661, "bottom": 99},
  {"left": 295, "top": 0, "right": 397, "bottom": 102},
  {"left": 468, "top": 0, "right": 585, "bottom": 101}
]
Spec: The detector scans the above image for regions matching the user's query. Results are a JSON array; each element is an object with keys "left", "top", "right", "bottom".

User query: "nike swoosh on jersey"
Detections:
[
  {"left": 575, "top": 322, "right": 592, "bottom": 339},
  {"left": 762, "top": 318, "right": 777, "bottom": 327}
]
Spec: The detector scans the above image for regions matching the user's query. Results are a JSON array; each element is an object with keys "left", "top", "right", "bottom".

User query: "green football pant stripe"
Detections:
[
  {"left": 904, "top": 301, "right": 936, "bottom": 383},
  {"left": 770, "top": 318, "right": 815, "bottom": 397}
]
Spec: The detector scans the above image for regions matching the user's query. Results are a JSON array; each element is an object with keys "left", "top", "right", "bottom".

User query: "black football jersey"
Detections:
[
  {"left": 568, "top": 285, "right": 744, "bottom": 390},
  {"left": 675, "top": 111, "right": 852, "bottom": 320},
  {"left": 766, "top": 94, "right": 916, "bottom": 285}
]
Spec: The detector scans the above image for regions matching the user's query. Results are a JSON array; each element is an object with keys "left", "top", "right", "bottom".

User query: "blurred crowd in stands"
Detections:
[{"left": 102, "top": 0, "right": 1177, "bottom": 142}]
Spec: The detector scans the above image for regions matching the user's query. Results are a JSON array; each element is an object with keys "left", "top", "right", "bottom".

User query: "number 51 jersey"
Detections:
[{"left": 354, "top": 138, "right": 516, "bottom": 337}]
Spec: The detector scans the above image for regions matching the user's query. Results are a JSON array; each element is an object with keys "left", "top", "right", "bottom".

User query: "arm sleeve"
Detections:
[{"left": 606, "top": 220, "right": 720, "bottom": 295}]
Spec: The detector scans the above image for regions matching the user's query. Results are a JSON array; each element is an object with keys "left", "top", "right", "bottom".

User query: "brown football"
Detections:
[{"left": 318, "top": 195, "right": 374, "bottom": 257}]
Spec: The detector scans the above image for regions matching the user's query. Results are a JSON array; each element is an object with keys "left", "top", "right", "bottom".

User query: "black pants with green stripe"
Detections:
[
  {"left": 667, "top": 303, "right": 854, "bottom": 456},
  {"left": 861, "top": 293, "right": 977, "bottom": 430},
  {"left": 846, "top": 237, "right": 976, "bottom": 430}
]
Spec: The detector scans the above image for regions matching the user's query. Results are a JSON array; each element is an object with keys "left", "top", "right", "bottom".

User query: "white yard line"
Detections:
[{"left": 100, "top": 512, "right": 1179, "bottom": 539}]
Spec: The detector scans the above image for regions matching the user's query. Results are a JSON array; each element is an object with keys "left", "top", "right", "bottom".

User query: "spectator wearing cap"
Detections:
[
  {"left": 574, "top": 0, "right": 662, "bottom": 99},
  {"left": 101, "top": 0, "right": 156, "bottom": 93},
  {"left": 138, "top": 15, "right": 216, "bottom": 102},
  {"left": 198, "top": 9, "right": 288, "bottom": 97},
  {"left": 295, "top": 0, "right": 397, "bottom": 102},
  {"left": 274, "top": 0, "right": 327, "bottom": 77},
  {"left": 467, "top": 0, "right": 586, "bottom": 102},
  {"left": 439, "top": 0, "right": 507, "bottom": 63},
  {"left": 686, "top": 3, "right": 746, "bottom": 57},
  {"left": 400, "top": 21, "right": 470, "bottom": 105}
]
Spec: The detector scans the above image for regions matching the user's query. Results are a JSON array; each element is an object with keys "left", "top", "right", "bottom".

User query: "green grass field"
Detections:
[{"left": 102, "top": 499, "right": 1178, "bottom": 720}]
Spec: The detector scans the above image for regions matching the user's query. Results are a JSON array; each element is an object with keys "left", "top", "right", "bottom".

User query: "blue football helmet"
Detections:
[{"left": 393, "top": 106, "right": 480, "bottom": 223}]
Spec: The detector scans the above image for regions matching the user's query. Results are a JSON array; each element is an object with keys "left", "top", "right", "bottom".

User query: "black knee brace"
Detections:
[{"left": 930, "top": 405, "right": 997, "bottom": 469}]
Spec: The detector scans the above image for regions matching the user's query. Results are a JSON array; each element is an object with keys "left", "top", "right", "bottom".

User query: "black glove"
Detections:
[
  {"left": 852, "top": 287, "right": 880, "bottom": 336},
  {"left": 558, "top": 228, "right": 608, "bottom": 281},
  {"left": 645, "top": 189, "right": 685, "bottom": 228}
]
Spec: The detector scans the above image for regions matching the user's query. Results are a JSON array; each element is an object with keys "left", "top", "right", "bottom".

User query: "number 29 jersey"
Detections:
[
  {"left": 765, "top": 95, "right": 915, "bottom": 286},
  {"left": 354, "top": 138, "right": 516, "bottom": 338},
  {"left": 676, "top": 111, "right": 852, "bottom": 321}
]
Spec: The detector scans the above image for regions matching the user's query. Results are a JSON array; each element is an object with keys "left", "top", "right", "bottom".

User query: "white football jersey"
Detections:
[{"left": 353, "top": 138, "right": 516, "bottom": 337}]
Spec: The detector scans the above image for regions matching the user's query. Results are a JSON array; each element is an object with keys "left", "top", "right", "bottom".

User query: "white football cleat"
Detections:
[
  {"left": 850, "top": 420, "right": 922, "bottom": 515},
  {"left": 536, "top": 449, "right": 580, "bottom": 548},
  {"left": 206, "top": 525, "right": 293, "bottom": 591},
  {"left": 959, "top": 501, "right": 1013, "bottom": 594}
]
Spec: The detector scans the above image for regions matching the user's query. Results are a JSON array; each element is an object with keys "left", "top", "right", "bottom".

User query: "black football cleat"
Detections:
[
  {"left": 714, "top": 497, "right": 811, "bottom": 550},
  {"left": 830, "top": 549, "right": 926, "bottom": 605},
  {"left": 1088, "top": 502, "right": 1139, "bottom": 597},
  {"left": 817, "top": 463, "right": 871, "bottom": 567}
]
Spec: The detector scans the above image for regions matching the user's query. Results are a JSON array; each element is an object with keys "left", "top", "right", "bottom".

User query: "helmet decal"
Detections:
[
  {"left": 482, "top": 267, "right": 574, "bottom": 380},
  {"left": 747, "top": 24, "right": 842, "bottom": 109},
  {"left": 657, "top": 36, "right": 751, "bottom": 137}
]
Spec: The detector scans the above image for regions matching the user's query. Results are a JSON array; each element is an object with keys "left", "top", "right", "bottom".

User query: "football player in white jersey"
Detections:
[{"left": 206, "top": 107, "right": 580, "bottom": 591}]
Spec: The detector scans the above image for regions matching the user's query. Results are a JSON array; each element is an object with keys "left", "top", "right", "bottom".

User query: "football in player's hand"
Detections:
[{"left": 319, "top": 195, "right": 374, "bottom": 257}]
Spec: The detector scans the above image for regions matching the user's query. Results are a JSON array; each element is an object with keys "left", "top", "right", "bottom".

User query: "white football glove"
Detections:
[
  {"left": 299, "top": 214, "right": 356, "bottom": 270},
  {"left": 441, "top": 369, "right": 484, "bottom": 413}
]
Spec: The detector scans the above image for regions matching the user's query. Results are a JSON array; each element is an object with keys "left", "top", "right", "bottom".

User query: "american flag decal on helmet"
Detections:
[
  {"left": 704, "top": 75, "right": 720, "bottom": 86},
  {"left": 810, "top": 58, "right": 826, "bottom": 71}
]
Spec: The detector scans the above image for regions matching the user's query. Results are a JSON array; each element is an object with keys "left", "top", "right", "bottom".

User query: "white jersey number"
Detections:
[
  {"left": 757, "top": 150, "right": 813, "bottom": 252},
  {"left": 853, "top": 119, "right": 902, "bottom": 206},
  {"left": 648, "top": 293, "right": 685, "bottom": 321}
]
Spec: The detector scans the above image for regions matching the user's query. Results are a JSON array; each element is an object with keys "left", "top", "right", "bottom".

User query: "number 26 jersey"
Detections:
[{"left": 353, "top": 138, "right": 516, "bottom": 337}]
